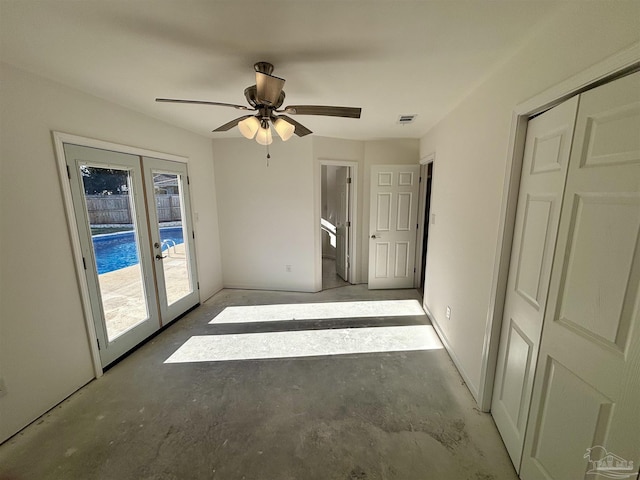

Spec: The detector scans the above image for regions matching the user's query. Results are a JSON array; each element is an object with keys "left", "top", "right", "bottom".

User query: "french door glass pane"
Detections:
[
  {"left": 81, "top": 165, "right": 149, "bottom": 340},
  {"left": 153, "top": 172, "right": 193, "bottom": 305}
]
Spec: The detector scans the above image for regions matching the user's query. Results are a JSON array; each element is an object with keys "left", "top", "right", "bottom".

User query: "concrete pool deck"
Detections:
[{"left": 98, "top": 245, "right": 191, "bottom": 338}]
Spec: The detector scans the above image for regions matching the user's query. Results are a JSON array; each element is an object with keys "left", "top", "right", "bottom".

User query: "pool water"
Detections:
[{"left": 93, "top": 226, "right": 185, "bottom": 274}]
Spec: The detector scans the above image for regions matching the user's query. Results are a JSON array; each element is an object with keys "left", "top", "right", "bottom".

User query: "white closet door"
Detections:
[
  {"left": 492, "top": 96, "right": 579, "bottom": 470},
  {"left": 368, "top": 165, "right": 420, "bottom": 289},
  {"left": 520, "top": 71, "right": 640, "bottom": 480}
]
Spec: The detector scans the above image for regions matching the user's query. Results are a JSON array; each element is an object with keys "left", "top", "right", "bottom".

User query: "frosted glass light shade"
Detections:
[
  {"left": 238, "top": 116, "right": 260, "bottom": 139},
  {"left": 273, "top": 118, "right": 295, "bottom": 141},
  {"left": 255, "top": 126, "right": 273, "bottom": 145}
]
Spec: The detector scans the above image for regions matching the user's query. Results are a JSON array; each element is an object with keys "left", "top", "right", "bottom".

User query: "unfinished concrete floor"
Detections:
[{"left": 0, "top": 286, "right": 517, "bottom": 480}]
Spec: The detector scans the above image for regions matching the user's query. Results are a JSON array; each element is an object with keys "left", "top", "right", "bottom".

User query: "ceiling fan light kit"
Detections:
[
  {"left": 156, "top": 62, "right": 362, "bottom": 148},
  {"left": 273, "top": 117, "right": 295, "bottom": 141},
  {"left": 255, "top": 123, "right": 273, "bottom": 146},
  {"left": 238, "top": 116, "right": 260, "bottom": 139}
]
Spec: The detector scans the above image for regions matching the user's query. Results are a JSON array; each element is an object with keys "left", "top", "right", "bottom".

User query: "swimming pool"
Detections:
[{"left": 92, "top": 226, "right": 185, "bottom": 274}]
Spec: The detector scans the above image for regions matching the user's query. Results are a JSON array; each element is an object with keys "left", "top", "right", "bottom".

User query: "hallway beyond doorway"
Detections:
[{"left": 322, "top": 257, "right": 349, "bottom": 290}]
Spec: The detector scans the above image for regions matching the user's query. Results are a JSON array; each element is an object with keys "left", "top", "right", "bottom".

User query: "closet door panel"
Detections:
[
  {"left": 520, "top": 71, "right": 640, "bottom": 480},
  {"left": 492, "top": 96, "right": 579, "bottom": 470}
]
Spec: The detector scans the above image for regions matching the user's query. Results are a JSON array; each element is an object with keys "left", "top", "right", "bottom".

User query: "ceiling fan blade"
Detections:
[
  {"left": 256, "top": 72, "right": 285, "bottom": 106},
  {"left": 156, "top": 98, "right": 251, "bottom": 110},
  {"left": 212, "top": 115, "right": 254, "bottom": 132},
  {"left": 278, "top": 115, "right": 312, "bottom": 137},
  {"left": 282, "top": 105, "right": 361, "bottom": 118}
]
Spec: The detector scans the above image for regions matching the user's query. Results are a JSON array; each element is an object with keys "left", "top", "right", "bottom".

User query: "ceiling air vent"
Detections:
[{"left": 397, "top": 114, "right": 417, "bottom": 125}]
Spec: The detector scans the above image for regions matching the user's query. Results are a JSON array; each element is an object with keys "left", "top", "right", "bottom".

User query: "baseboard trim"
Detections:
[
  {"left": 221, "top": 283, "right": 319, "bottom": 293},
  {"left": 423, "top": 304, "right": 480, "bottom": 403}
]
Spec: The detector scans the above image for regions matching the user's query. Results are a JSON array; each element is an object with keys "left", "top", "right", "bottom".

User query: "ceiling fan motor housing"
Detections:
[
  {"left": 244, "top": 85, "right": 285, "bottom": 110},
  {"left": 254, "top": 62, "right": 275, "bottom": 75}
]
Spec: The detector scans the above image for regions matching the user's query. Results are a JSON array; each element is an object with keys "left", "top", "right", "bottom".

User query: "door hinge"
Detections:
[
  {"left": 419, "top": 176, "right": 422, "bottom": 183},
  {"left": 346, "top": 177, "right": 352, "bottom": 184},
  {"left": 96, "top": 338, "right": 101, "bottom": 350},
  {"left": 346, "top": 221, "right": 351, "bottom": 227},
  {"left": 187, "top": 176, "right": 190, "bottom": 185},
  {"left": 414, "top": 267, "right": 416, "bottom": 273},
  {"left": 197, "top": 281, "right": 200, "bottom": 290},
  {"left": 66, "top": 165, "right": 71, "bottom": 179},
  {"left": 82, "top": 257, "right": 87, "bottom": 270},
  {"left": 192, "top": 230, "right": 195, "bottom": 239}
]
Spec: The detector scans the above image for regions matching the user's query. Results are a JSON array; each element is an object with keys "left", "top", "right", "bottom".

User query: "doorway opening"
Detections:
[
  {"left": 320, "top": 163, "right": 353, "bottom": 290},
  {"left": 419, "top": 162, "right": 433, "bottom": 291}
]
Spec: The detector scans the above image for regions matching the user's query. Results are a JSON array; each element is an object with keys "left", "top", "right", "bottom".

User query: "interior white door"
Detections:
[
  {"left": 335, "top": 166, "right": 349, "bottom": 281},
  {"left": 492, "top": 96, "right": 579, "bottom": 470},
  {"left": 520, "top": 71, "right": 640, "bottom": 480},
  {"left": 64, "top": 144, "right": 160, "bottom": 367},
  {"left": 143, "top": 157, "right": 199, "bottom": 324},
  {"left": 368, "top": 164, "right": 420, "bottom": 289}
]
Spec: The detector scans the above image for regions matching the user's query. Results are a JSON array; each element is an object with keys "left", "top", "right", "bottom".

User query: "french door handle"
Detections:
[{"left": 156, "top": 254, "right": 167, "bottom": 260}]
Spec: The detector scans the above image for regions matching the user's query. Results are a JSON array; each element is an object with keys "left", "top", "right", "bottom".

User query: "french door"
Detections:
[
  {"left": 142, "top": 156, "right": 199, "bottom": 323},
  {"left": 64, "top": 144, "right": 199, "bottom": 367}
]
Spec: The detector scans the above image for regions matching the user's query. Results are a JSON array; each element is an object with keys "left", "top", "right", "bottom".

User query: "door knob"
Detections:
[{"left": 371, "top": 234, "right": 378, "bottom": 239}]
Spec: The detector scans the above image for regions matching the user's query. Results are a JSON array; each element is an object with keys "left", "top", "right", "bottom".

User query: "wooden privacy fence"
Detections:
[
  {"left": 85, "top": 194, "right": 181, "bottom": 224},
  {"left": 155, "top": 195, "right": 182, "bottom": 222}
]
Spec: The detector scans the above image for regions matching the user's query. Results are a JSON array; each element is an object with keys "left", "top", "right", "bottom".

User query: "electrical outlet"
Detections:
[
  {"left": 285, "top": 265, "right": 292, "bottom": 273},
  {"left": 431, "top": 213, "right": 436, "bottom": 225},
  {"left": 446, "top": 306, "right": 451, "bottom": 320}
]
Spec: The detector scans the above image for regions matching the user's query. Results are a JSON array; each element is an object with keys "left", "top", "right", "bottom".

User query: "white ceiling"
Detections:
[{"left": 0, "top": 1, "right": 564, "bottom": 140}]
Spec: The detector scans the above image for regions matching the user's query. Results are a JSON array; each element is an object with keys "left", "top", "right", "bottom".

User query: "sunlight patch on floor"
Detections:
[
  {"left": 209, "top": 299, "right": 426, "bottom": 324},
  {"left": 165, "top": 325, "right": 442, "bottom": 363}
]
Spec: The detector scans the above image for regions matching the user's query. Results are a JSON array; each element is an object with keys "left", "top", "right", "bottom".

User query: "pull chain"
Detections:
[{"left": 266, "top": 143, "right": 271, "bottom": 167}]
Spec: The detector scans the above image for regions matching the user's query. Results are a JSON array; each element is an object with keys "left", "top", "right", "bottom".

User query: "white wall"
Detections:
[
  {"left": 419, "top": 2, "right": 640, "bottom": 400},
  {"left": 214, "top": 136, "right": 420, "bottom": 292},
  {"left": 0, "top": 63, "right": 223, "bottom": 442},
  {"left": 213, "top": 137, "right": 316, "bottom": 292}
]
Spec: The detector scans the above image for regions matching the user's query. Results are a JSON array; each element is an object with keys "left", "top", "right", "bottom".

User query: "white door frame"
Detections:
[
  {"left": 315, "top": 159, "right": 359, "bottom": 289},
  {"left": 53, "top": 131, "right": 190, "bottom": 378},
  {"left": 478, "top": 42, "right": 640, "bottom": 411}
]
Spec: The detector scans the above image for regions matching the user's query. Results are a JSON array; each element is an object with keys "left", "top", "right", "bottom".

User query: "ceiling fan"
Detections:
[{"left": 156, "top": 62, "right": 362, "bottom": 144}]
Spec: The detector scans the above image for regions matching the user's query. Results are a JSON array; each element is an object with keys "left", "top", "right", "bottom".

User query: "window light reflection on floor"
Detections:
[
  {"left": 164, "top": 325, "right": 443, "bottom": 364},
  {"left": 209, "top": 300, "right": 426, "bottom": 324}
]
